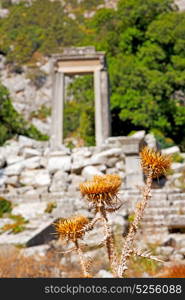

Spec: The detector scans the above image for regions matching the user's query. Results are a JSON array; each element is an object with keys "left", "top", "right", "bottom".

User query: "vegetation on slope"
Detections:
[{"left": 0, "top": 0, "right": 185, "bottom": 149}]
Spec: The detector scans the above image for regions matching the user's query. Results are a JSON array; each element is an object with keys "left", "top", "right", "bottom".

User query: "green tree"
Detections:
[
  {"left": 84, "top": 0, "right": 185, "bottom": 150},
  {"left": 64, "top": 75, "right": 95, "bottom": 146},
  {"left": 0, "top": 0, "right": 83, "bottom": 64},
  {"left": 0, "top": 83, "right": 48, "bottom": 145}
]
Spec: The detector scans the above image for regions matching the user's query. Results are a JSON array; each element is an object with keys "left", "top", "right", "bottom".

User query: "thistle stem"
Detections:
[
  {"left": 117, "top": 173, "right": 153, "bottom": 277},
  {"left": 100, "top": 206, "right": 118, "bottom": 277},
  {"left": 74, "top": 240, "right": 90, "bottom": 278}
]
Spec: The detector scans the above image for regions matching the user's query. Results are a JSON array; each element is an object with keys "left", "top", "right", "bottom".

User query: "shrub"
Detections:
[
  {"left": 0, "top": 197, "right": 12, "bottom": 218},
  {"left": 0, "top": 83, "right": 48, "bottom": 145}
]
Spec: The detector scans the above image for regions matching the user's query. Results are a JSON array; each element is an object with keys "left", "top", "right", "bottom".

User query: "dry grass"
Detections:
[
  {"left": 155, "top": 263, "right": 185, "bottom": 278},
  {"left": 0, "top": 247, "right": 83, "bottom": 278}
]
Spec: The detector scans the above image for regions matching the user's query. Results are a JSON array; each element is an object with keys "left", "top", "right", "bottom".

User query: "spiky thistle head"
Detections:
[
  {"left": 80, "top": 174, "right": 121, "bottom": 206},
  {"left": 140, "top": 146, "right": 171, "bottom": 178},
  {"left": 54, "top": 215, "right": 89, "bottom": 242}
]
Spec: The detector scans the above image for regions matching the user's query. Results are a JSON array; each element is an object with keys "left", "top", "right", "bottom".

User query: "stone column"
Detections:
[
  {"left": 123, "top": 137, "right": 144, "bottom": 188},
  {"left": 100, "top": 70, "right": 111, "bottom": 139},
  {"left": 94, "top": 69, "right": 104, "bottom": 146},
  {"left": 50, "top": 71, "right": 65, "bottom": 149}
]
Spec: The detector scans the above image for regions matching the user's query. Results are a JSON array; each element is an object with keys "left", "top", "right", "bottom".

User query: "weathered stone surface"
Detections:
[
  {"left": 0, "top": 154, "right": 6, "bottom": 168},
  {"left": 12, "top": 202, "right": 47, "bottom": 219},
  {"left": 144, "top": 133, "right": 159, "bottom": 150},
  {"left": 90, "top": 148, "right": 122, "bottom": 165},
  {"left": 106, "top": 157, "right": 119, "bottom": 168},
  {"left": 5, "top": 175, "right": 18, "bottom": 186},
  {"left": 115, "top": 161, "right": 125, "bottom": 171},
  {"left": 168, "top": 193, "right": 185, "bottom": 201},
  {"left": 20, "top": 169, "right": 51, "bottom": 187},
  {"left": 162, "top": 146, "right": 180, "bottom": 155},
  {"left": 0, "top": 171, "right": 7, "bottom": 187},
  {"left": 105, "top": 137, "right": 144, "bottom": 154},
  {"left": 49, "top": 170, "right": 68, "bottom": 192},
  {"left": 96, "top": 270, "right": 113, "bottom": 278},
  {"left": 21, "top": 244, "right": 50, "bottom": 257},
  {"left": 171, "top": 162, "right": 185, "bottom": 173},
  {"left": 68, "top": 174, "right": 84, "bottom": 189},
  {"left": 4, "top": 161, "right": 25, "bottom": 176},
  {"left": 156, "top": 246, "right": 174, "bottom": 256},
  {"left": 97, "top": 164, "right": 107, "bottom": 172},
  {"left": 131, "top": 130, "right": 145, "bottom": 139},
  {"left": 6, "top": 155, "right": 23, "bottom": 165},
  {"left": 23, "top": 148, "right": 42, "bottom": 159},
  {"left": 0, "top": 218, "right": 56, "bottom": 246},
  {"left": 71, "top": 159, "right": 89, "bottom": 173},
  {"left": 170, "top": 253, "right": 184, "bottom": 261},
  {"left": 167, "top": 215, "right": 185, "bottom": 227},
  {"left": 48, "top": 156, "right": 71, "bottom": 173},
  {"left": 125, "top": 155, "right": 143, "bottom": 188},
  {"left": 106, "top": 168, "right": 117, "bottom": 174},
  {"left": 23, "top": 157, "right": 41, "bottom": 169},
  {"left": 81, "top": 166, "right": 102, "bottom": 180}
]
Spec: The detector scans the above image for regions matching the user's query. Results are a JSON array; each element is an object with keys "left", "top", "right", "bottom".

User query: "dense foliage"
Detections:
[
  {"left": 0, "top": 0, "right": 185, "bottom": 149},
  {"left": 64, "top": 75, "right": 95, "bottom": 146},
  {"left": 0, "top": 83, "right": 48, "bottom": 145},
  {"left": 0, "top": 0, "right": 83, "bottom": 64}
]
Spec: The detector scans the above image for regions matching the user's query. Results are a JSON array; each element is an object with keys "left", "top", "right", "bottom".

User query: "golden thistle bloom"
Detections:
[
  {"left": 140, "top": 147, "right": 171, "bottom": 178},
  {"left": 80, "top": 174, "right": 121, "bottom": 205},
  {"left": 54, "top": 216, "right": 89, "bottom": 241}
]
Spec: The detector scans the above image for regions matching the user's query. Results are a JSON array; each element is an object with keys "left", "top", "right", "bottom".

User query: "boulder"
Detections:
[
  {"left": 131, "top": 130, "right": 145, "bottom": 139},
  {"left": 0, "top": 170, "right": 7, "bottom": 187},
  {"left": 144, "top": 133, "right": 159, "bottom": 150},
  {"left": 156, "top": 246, "right": 174, "bottom": 257},
  {"left": 162, "top": 146, "right": 180, "bottom": 155},
  {"left": 5, "top": 161, "right": 25, "bottom": 176},
  {"left": 90, "top": 148, "right": 122, "bottom": 165},
  {"left": 0, "top": 154, "right": 6, "bottom": 168},
  {"left": 20, "top": 169, "right": 51, "bottom": 187},
  {"left": 115, "top": 161, "right": 125, "bottom": 171},
  {"left": 6, "top": 155, "right": 23, "bottom": 165},
  {"left": 82, "top": 166, "right": 102, "bottom": 180},
  {"left": 12, "top": 202, "right": 47, "bottom": 219},
  {"left": 31, "top": 118, "right": 50, "bottom": 135},
  {"left": 106, "top": 157, "right": 119, "bottom": 168},
  {"left": 48, "top": 156, "right": 71, "bottom": 173},
  {"left": 5, "top": 176, "right": 18, "bottom": 186},
  {"left": 49, "top": 171, "right": 68, "bottom": 192},
  {"left": 68, "top": 174, "right": 84, "bottom": 189},
  {"left": 171, "top": 162, "right": 185, "bottom": 173},
  {"left": 23, "top": 148, "right": 41, "bottom": 159},
  {"left": 71, "top": 159, "right": 90, "bottom": 173},
  {"left": 23, "top": 157, "right": 41, "bottom": 169}
]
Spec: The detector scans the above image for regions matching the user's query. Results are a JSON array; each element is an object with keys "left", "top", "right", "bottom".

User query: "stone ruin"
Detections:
[
  {"left": 50, "top": 46, "right": 111, "bottom": 149},
  {"left": 0, "top": 47, "right": 185, "bottom": 264}
]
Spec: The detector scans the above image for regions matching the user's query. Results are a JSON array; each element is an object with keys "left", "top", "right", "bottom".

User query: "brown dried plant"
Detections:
[
  {"left": 54, "top": 215, "right": 91, "bottom": 277},
  {"left": 117, "top": 147, "right": 171, "bottom": 277},
  {"left": 155, "top": 264, "right": 185, "bottom": 278},
  {"left": 54, "top": 147, "right": 172, "bottom": 278},
  {"left": 80, "top": 174, "right": 122, "bottom": 276}
]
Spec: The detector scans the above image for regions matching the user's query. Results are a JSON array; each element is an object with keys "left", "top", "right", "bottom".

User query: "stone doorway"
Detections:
[{"left": 50, "top": 46, "right": 111, "bottom": 149}]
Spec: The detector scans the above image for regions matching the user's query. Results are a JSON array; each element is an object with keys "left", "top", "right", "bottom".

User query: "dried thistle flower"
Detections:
[
  {"left": 80, "top": 174, "right": 121, "bottom": 206},
  {"left": 54, "top": 215, "right": 89, "bottom": 242},
  {"left": 140, "top": 146, "right": 171, "bottom": 178},
  {"left": 80, "top": 174, "right": 121, "bottom": 276}
]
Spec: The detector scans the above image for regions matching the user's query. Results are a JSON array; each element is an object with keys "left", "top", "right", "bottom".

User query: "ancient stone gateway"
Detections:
[{"left": 50, "top": 46, "right": 111, "bottom": 149}]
